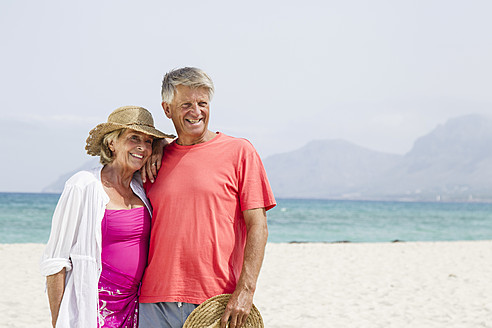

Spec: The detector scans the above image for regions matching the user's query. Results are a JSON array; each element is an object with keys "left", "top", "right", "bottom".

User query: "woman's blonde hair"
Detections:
[{"left": 99, "top": 128, "right": 127, "bottom": 165}]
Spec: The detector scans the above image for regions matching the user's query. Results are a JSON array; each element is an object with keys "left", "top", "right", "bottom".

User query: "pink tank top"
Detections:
[{"left": 101, "top": 207, "right": 151, "bottom": 280}]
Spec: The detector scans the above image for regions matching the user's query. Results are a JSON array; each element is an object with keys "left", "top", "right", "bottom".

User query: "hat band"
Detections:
[{"left": 123, "top": 122, "right": 156, "bottom": 128}]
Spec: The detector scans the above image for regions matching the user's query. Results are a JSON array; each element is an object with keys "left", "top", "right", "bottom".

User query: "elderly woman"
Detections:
[{"left": 40, "top": 106, "right": 174, "bottom": 328}]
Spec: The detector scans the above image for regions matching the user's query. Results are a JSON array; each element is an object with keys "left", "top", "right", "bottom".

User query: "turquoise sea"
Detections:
[{"left": 1, "top": 192, "right": 491, "bottom": 243}]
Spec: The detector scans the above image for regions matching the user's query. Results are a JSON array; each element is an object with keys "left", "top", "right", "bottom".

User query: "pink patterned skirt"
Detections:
[{"left": 98, "top": 261, "right": 140, "bottom": 328}]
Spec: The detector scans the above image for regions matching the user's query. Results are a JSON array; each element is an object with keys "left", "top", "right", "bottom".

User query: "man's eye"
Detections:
[{"left": 198, "top": 102, "right": 207, "bottom": 107}]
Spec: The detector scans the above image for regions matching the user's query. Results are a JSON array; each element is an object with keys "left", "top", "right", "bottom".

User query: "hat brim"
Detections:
[
  {"left": 183, "top": 294, "right": 264, "bottom": 328},
  {"left": 85, "top": 122, "right": 175, "bottom": 156}
]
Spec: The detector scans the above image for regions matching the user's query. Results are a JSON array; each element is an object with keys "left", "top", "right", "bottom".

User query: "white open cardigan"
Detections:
[{"left": 40, "top": 166, "right": 152, "bottom": 327}]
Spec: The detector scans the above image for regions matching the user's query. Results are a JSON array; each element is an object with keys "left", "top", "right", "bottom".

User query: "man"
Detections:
[{"left": 139, "top": 67, "right": 276, "bottom": 328}]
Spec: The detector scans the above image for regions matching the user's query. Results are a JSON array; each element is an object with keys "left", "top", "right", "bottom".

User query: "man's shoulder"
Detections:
[{"left": 217, "top": 133, "right": 255, "bottom": 151}]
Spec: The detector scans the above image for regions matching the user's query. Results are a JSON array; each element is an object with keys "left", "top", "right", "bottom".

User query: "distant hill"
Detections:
[
  {"left": 263, "top": 139, "right": 401, "bottom": 199},
  {"left": 367, "top": 114, "right": 492, "bottom": 201},
  {"left": 44, "top": 114, "right": 492, "bottom": 201},
  {"left": 263, "top": 114, "right": 492, "bottom": 201}
]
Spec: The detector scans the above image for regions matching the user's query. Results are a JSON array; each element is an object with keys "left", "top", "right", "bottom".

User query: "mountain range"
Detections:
[
  {"left": 263, "top": 114, "right": 492, "bottom": 201},
  {"left": 44, "top": 114, "right": 492, "bottom": 202}
]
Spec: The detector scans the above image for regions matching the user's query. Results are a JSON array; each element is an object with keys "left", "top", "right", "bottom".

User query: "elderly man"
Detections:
[{"left": 139, "top": 67, "right": 276, "bottom": 328}]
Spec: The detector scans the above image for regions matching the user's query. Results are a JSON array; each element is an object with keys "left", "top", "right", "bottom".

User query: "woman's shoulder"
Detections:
[
  {"left": 65, "top": 166, "right": 102, "bottom": 189},
  {"left": 56, "top": 165, "right": 109, "bottom": 208}
]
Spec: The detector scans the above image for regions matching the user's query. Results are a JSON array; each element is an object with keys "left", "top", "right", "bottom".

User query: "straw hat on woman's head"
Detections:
[
  {"left": 85, "top": 105, "right": 174, "bottom": 159},
  {"left": 183, "top": 294, "right": 264, "bottom": 328}
]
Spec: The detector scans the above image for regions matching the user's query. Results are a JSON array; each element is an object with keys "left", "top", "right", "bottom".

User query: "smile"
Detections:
[
  {"left": 130, "top": 153, "right": 143, "bottom": 159},
  {"left": 186, "top": 119, "right": 202, "bottom": 124}
]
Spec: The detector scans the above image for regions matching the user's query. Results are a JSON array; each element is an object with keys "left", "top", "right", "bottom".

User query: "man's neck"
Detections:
[{"left": 176, "top": 130, "right": 217, "bottom": 146}]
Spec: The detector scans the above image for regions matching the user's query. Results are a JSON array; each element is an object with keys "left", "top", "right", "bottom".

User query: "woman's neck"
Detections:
[
  {"left": 101, "top": 163, "right": 134, "bottom": 189},
  {"left": 101, "top": 163, "right": 144, "bottom": 210}
]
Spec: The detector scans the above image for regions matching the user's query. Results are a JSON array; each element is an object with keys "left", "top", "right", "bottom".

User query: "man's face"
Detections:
[{"left": 162, "top": 85, "right": 210, "bottom": 145}]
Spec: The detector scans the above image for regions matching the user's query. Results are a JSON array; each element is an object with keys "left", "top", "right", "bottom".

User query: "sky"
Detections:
[{"left": 1, "top": 0, "right": 491, "bottom": 192}]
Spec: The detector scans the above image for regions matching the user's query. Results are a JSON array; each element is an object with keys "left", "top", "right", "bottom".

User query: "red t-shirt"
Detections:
[{"left": 139, "top": 132, "right": 276, "bottom": 304}]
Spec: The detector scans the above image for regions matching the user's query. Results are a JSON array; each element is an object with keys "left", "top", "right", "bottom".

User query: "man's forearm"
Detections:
[
  {"left": 236, "top": 210, "right": 268, "bottom": 292},
  {"left": 221, "top": 208, "right": 268, "bottom": 328},
  {"left": 46, "top": 268, "right": 66, "bottom": 328}
]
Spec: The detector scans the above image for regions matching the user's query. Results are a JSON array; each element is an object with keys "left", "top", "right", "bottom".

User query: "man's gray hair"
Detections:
[{"left": 161, "top": 67, "right": 215, "bottom": 104}]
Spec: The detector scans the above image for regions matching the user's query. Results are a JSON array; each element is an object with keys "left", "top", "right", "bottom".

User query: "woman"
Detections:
[{"left": 40, "top": 106, "right": 174, "bottom": 327}]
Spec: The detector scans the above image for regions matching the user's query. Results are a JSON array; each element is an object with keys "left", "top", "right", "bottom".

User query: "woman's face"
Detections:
[{"left": 109, "top": 129, "right": 153, "bottom": 171}]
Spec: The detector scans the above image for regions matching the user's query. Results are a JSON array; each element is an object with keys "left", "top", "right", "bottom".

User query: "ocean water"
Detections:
[
  {"left": 267, "top": 198, "right": 492, "bottom": 243},
  {"left": 1, "top": 193, "right": 492, "bottom": 243},
  {"left": 0, "top": 193, "right": 60, "bottom": 243}
]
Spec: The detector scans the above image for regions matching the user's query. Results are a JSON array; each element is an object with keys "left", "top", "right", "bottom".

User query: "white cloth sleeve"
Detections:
[{"left": 40, "top": 182, "right": 84, "bottom": 276}]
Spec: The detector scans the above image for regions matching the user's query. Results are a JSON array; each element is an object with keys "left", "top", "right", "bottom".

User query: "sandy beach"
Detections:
[{"left": 2, "top": 241, "right": 491, "bottom": 328}]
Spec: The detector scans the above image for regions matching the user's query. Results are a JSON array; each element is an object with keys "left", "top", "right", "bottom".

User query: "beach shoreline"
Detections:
[{"left": 2, "top": 241, "right": 491, "bottom": 327}]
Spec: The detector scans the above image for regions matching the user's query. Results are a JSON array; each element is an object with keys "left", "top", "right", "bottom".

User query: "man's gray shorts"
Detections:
[{"left": 139, "top": 302, "right": 199, "bottom": 328}]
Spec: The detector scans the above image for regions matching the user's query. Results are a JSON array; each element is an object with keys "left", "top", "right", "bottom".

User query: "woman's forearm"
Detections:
[{"left": 46, "top": 268, "right": 66, "bottom": 328}]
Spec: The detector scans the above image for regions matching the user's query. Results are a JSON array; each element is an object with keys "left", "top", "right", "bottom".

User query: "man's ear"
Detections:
[{"left": 162, "top": 102, "right": 172, "bottom": 118}]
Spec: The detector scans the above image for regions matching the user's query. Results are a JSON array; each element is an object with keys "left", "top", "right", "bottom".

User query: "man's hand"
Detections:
[
  {"left": 220, "top": 207, "right": 268, "bottom": 328},
  {"left": 221, "top": 288, "right": 254, "bottom": 328},
  {"left": 141, "top": 138, "right": 170, "bottom": 183}
]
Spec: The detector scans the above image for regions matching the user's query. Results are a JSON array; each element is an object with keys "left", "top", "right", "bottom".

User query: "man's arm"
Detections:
[
  {"left": 221, "top": 207, "right": 268, "bottom": 328},
  {"left": 46, "top": 268, "right": 66, "bottom": 328},
  {"left": 140, "top": 138, "right": 171, "bottom": 183}
]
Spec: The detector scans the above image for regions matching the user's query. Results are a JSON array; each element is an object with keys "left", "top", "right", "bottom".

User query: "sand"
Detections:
[{"left": 2, "top": 241, "right": 492, "bottom": 328}]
